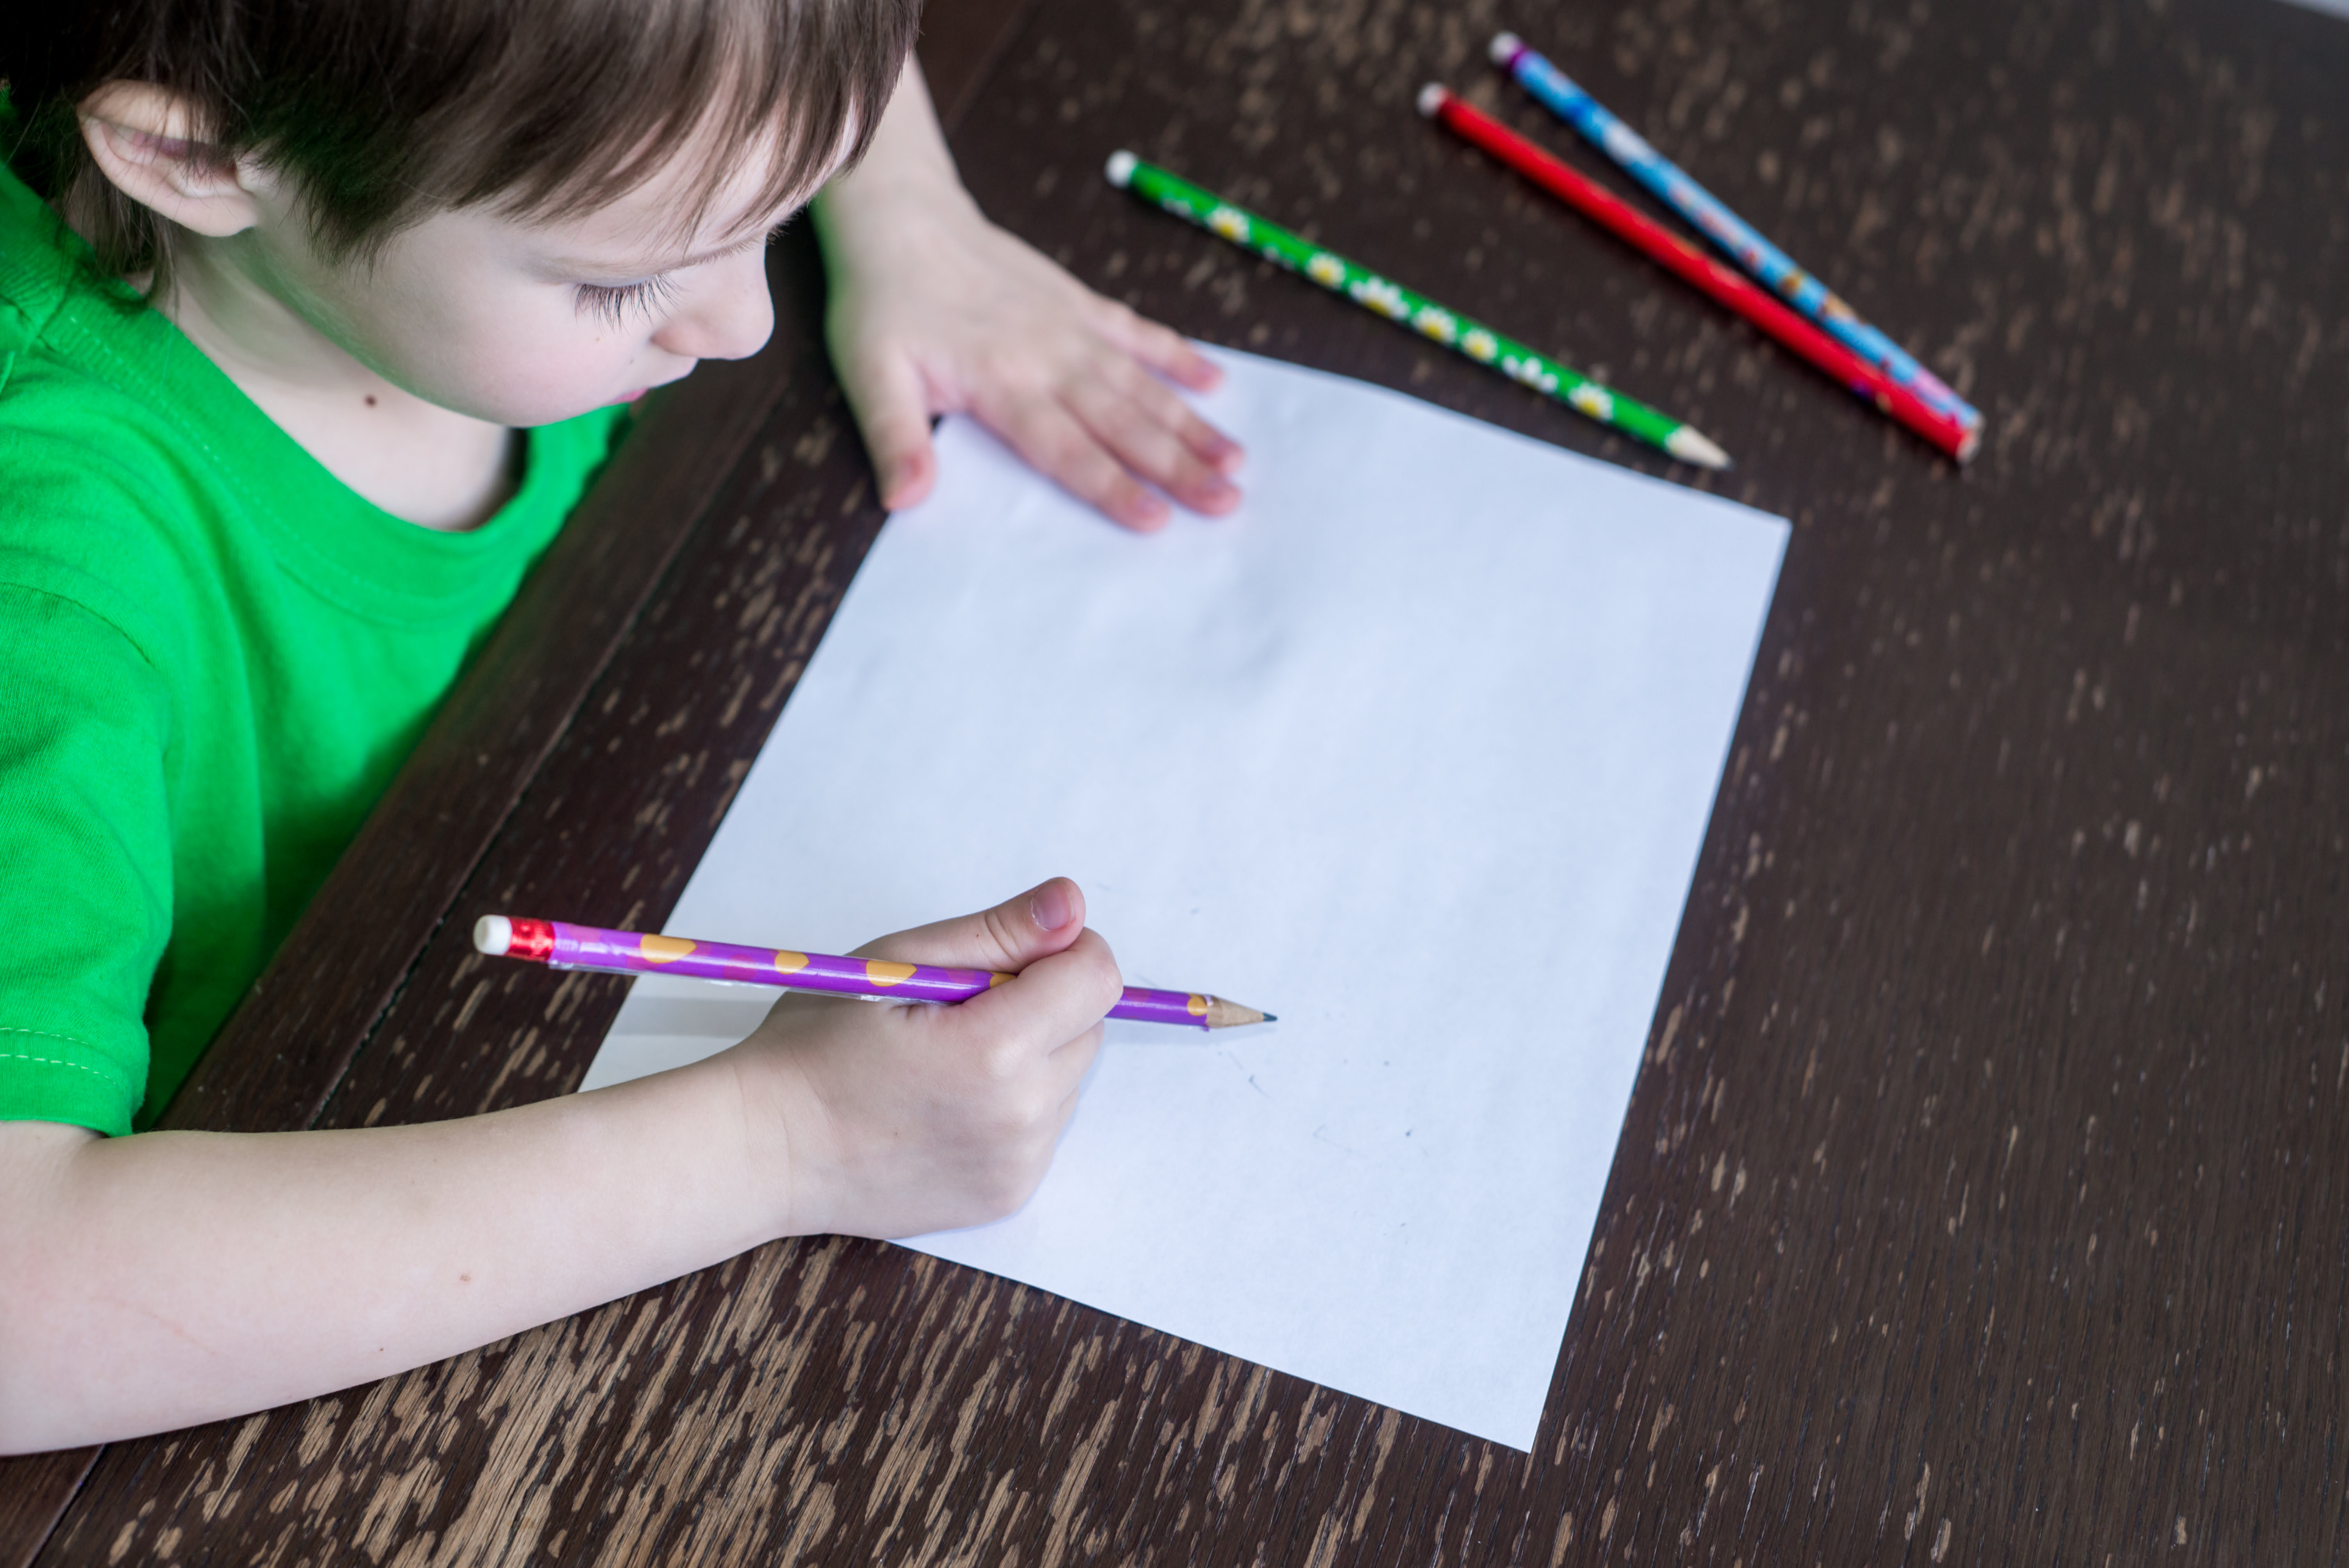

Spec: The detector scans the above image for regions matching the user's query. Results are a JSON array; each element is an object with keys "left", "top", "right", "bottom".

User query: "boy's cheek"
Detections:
[
  {"left": 293, "top": 217, "right": 656, "bottom": 426},
  {"left": 405, "top": 315, "right": 651, "bottom": 427}
]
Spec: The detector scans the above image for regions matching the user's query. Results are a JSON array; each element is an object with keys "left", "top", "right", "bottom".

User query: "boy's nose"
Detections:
[{"left": 652, "top": 252, "right": 775, "bottom": 362}]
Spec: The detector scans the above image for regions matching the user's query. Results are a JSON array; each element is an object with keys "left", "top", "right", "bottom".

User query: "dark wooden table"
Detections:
[{"left": 12, "top": 0, "right": 2349, "bottom": 1559}]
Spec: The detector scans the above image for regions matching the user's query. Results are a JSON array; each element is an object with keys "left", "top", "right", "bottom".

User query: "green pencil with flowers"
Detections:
[{"left": 1104, "top": 151, "right": 1730, "bottom": 470}]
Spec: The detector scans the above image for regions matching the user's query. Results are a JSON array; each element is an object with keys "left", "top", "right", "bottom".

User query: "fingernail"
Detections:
[
  {"left": 1200, "top": 481, "right": 1240, "bottom": 512},
  {"left": 1030, "top": 880, "right": 1074, "bottom": 931}
]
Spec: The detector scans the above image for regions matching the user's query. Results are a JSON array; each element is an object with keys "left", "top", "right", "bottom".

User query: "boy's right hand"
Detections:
[
  {"left": 0, "top": 879, "right": 1114, "bottom": 1451},
  {"left": 729, "top": 877, "right": 1118, "bottom": 1241}
]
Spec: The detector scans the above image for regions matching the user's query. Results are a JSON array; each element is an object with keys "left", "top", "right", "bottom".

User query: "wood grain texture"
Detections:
[
  {"left": 0, "top": 1452, "right": 92, "bottom": 1568},
  {"left": 27, "top": 0, "right": 2349, "bottom": 1560},
  {"left": 919, "top": 0, "right": 1049, "bottom": 128}
]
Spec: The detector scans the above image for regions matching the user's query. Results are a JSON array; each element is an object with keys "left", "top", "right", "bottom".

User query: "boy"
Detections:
[{"left": 0, "top": 0, "right": 1243, "bottom": 1453}]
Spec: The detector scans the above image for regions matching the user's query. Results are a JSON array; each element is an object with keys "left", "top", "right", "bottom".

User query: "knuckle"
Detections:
[
  {"left": 1004, "top": 362, "right": 1061, "bottom": 401},
  {"left": 1021, "top": 1082, "right": 1066, "bottom": 1130},
  {"left": 1178, "top": 409, "right": 1224, "bottom": 446},
  {"left": 1063, "top": 437, "right": 1117, "bottom": 480},
  {"left": 979, "top": 383, "right": 1051, "bottom": 431},
  {"left": 978, "top": 1165, "right": 1039, "bottom": 1222},
  {"left": 1109, "top": 420, "right": 1179, "bottom": 470},
  {"left": 973, "top": 1043, "right": 1021, "bottom": 1087},
  {"left": 981, "top": 1106, "right": 1029, "bottom": 1153},
  {"left": 1076, "top": 952, "right": 1123, "bottom": 1012},
  {"left": 977, "top": 906, "right": 1022, "bottom": 970},
  {"left": 1085, "top": 930, "right": 1117, "bottom": 969},
  {"left": 1055, "top": 382, "right": 1115, "bottom": 432},
  {"left": 1103, "top": 351, "right": 1155, "bottom": 394},
  {"left": 1084, "top": 465, "right": 1141, "bottom": 510},
  {"left": 1147, "top": 382, "right": 1197, "bottom": 425},
  {"left": 993, "top": 1096, "right": 1041, "bottom": 1144},
  {"left": 1022, "top": 419, "right": 1087, "bottom": 469}
]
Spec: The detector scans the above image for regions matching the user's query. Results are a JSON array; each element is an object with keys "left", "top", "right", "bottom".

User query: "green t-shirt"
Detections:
[{"left": 0, "top": 163, "right": 626, "bottom": 1135}]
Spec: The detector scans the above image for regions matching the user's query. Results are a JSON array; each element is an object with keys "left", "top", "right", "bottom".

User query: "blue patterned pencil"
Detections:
[{"left": 1492, "top": 32, "right": 1981, "bottom": 435}]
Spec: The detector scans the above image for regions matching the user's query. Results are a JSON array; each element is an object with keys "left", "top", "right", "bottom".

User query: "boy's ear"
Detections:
[{"left": 77, "top": 82, "right": 266, "bottom": 239}]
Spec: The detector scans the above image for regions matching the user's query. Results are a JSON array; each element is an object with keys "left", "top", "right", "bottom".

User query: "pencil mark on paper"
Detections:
[{"left": 1313, "top": 1125, "right": 1362, "bottom": 1155}]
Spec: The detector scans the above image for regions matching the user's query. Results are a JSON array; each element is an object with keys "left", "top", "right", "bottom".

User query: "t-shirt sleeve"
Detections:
[{"left": 0, "top": 583, "right": 173, "bottom": 1135}]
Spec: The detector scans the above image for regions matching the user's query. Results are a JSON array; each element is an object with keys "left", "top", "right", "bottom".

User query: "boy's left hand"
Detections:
[{"left": 813, "top": 68, "right": 1244, "bottom": 533}]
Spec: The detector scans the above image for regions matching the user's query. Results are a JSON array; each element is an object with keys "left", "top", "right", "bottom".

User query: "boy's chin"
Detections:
[
  {"left": 490, "top": 391, "right": 658, "bottom": 426},
  {"left": 446, "top": 367, "right": 697, "bottom": 427},
  {"left": 602, "top": 367, "right": 699, "bottom": 412}
]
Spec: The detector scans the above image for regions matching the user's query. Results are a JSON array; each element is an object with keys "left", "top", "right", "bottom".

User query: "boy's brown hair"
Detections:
[{"left": 2, "top": 0, "right": 921, "bottom": 284}]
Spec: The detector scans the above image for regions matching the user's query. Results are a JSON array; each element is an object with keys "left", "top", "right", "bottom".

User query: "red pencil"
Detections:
[{"left": 1418, "top": 85, "right": 1978, "bottom": 463}]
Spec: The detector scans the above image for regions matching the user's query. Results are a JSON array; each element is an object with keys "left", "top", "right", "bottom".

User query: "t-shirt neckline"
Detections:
[{"left": 0, "top": 161, "right": 604, "bottom": 626}]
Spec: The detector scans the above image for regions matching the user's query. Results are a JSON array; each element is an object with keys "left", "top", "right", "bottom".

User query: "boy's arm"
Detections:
[
  {"left": 0, "top": 880, "right": 1116, "bottom": 1454},
  {"left": 814, "top": 59, "right": 1246, "bottom": 533},
  {"left": 0, "top": 1053, "right": 775, "bottom": 1451}
]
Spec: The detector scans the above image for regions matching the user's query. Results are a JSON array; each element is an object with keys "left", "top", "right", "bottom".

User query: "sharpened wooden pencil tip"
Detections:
[
  {"left": 1666, "top": 428, "right": 1734, "bottom": 470},
  {"left": 1203, "top": 997, "right": 1274, "bottom": 1028}
]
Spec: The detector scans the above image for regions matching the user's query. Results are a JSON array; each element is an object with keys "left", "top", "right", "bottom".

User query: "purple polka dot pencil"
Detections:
[{"left": 475, "top": 916, "right": 1274, "bottom": 1030}]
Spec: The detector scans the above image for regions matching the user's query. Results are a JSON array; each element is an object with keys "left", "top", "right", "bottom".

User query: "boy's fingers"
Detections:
[
  {"left": 1088, "top": 300, "right": 1225, "bottom": 395},
  {"left": 1179, "top": 410, "right": 1246, "bottom": 478},
  {"left": 1046, "top": 1065, "right": 1092, "bottom": 1143},
  {"left": 939, "top": 928, "right": 1124, "bottom": 1063},
  {"left": 1048, "top": 1016, "right": 1105, "bottom": 1081},
  {"left": 1016, "top": 924, "right": 1122, "bottom": 1023},
  {"left": 834, "top": 342, "right": 939, "bottom": 510},
  {"left": 1080, "top": 308, "right": 1242, "bottom": 470},
  {"left": 1104, "top": 360, "right": 1245, "bottom": 477},
  {"left": 980, "top": 392, "right": 1169, "bottom": 531},
  {"left": 858, "top": 877, "right": 1088, "bottom": 975},
  {"left": 1067, "top": 382, "right": 1240, "bottom": 517}
]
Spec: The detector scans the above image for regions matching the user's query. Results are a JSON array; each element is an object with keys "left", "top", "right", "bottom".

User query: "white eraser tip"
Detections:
[
  {"left": 474, "top": 915, "right": 512, "bottom": 956},
  {"left": 1417, "top": 83, "right": 1447, "bottom": 118},
  {"left": 1490, "top": 32, "right": 1523, "bottom": 64},
  {"left": 1105, "top": 150, "right": 1138, "bottom": 188}
]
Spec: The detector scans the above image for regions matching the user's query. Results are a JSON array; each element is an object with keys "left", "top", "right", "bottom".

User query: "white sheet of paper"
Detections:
[{"left": 581, "top": 347, "right": 1786, "bottom": 1450}]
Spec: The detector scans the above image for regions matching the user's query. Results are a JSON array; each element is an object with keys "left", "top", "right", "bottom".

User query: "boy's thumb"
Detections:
[
  {"left": 839, "top": 350, "right": 938, "bottom": 511},
  {"left": 856, "top": 877, "right": 1087, "bottom": 976}
]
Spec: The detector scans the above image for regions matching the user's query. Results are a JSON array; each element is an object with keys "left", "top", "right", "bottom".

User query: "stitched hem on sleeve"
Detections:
[{"left": 0, "top": 1026, "right": 137, "bottom": 1136}]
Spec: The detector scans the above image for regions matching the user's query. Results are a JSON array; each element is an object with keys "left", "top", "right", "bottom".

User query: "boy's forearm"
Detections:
[
  {"left": 0, "top": 1053, "right": 784, "bottom": 1454},
  {"left": 814, "top": 56, "right": 975, "bottom": 245}
]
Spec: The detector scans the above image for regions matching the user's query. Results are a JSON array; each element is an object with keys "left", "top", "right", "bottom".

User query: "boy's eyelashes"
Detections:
[
  {"left": 574, "top": 273, "right": 681, "bottom": 327},
  {"left": 566, "top": 229, "right": 776, "bottom": 327}
]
